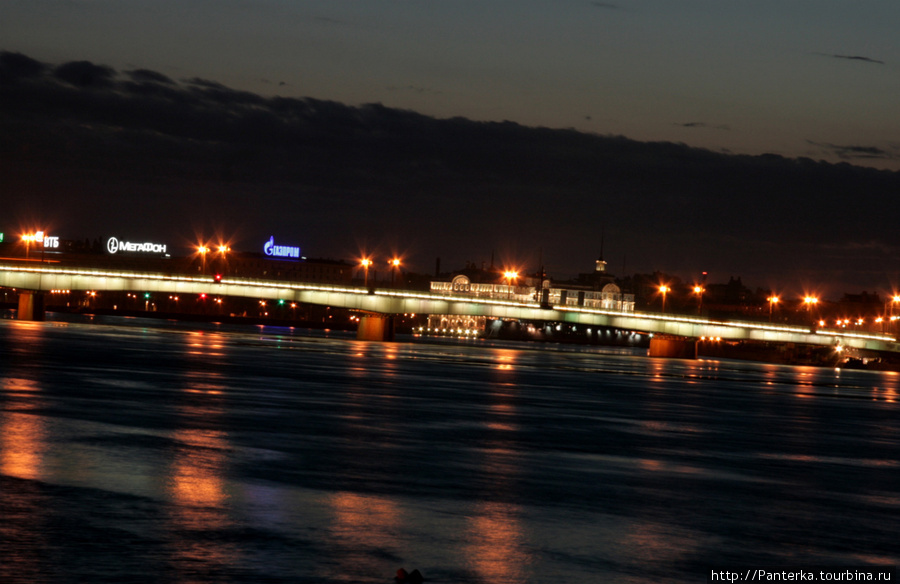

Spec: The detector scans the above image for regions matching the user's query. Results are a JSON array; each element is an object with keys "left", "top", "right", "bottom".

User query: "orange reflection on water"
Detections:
[
  {"left": 619, "top": 520, "right": 697, "bottom": 568},
  {"left": 0, "top": 411, "right": 45, "bottom": 480},
  {"left": 0, "top": 376, "right": 45, "bottom": 480},
  {"left": 165, "top": 388, "right": 236, "bottom": 579},
  {"left": 169, "top": 428, "right": 228, "bottom": 510},
  {"left": 465, "top": 501, "right": 529, "bottom": 583},
  {"left": 324, "top": 491, "right": 402, "bottom": 580},
  {"left": 494, "top": 350, "right": 517, "bottom": 372}
]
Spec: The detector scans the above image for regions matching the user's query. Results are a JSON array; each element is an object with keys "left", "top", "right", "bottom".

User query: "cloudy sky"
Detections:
[
  {"left": 2, "top": 1, "right": 900, "bottom": 298},
  {"left": 5, "top": 0, "right": 900, "bottom": 168}
]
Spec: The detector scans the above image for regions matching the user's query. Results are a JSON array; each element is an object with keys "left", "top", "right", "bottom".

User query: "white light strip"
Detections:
[{"left": 1, "top": 263, "right": 896, "bottom": 343}]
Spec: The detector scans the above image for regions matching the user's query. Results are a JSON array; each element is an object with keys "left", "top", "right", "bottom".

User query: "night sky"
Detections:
[{"left": 2, "top": 1, "right": 900, "bottom": 299}]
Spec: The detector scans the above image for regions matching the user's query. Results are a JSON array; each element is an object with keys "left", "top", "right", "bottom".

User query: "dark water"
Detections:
[{"left": 0, "top": 316, "right": 897, "bottom": 583}]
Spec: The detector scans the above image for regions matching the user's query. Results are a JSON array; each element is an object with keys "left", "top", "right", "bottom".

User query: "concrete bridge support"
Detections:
[
  {"left": 648, "top": 335, "right": 697, "bottom": 359},
  {"left": 17, "top": 291, "right": 46, "bottom": 321},
  {"left": 357, "top": 314, "right": 395, "bottom": 341}
]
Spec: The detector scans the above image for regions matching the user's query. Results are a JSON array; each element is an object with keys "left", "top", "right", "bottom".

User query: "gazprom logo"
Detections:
[
  {"left": 263, "top": 236, "right": 300, "bottom": 259},
  {"left": 107, "top": 237, "right": 167, "bottom": 254}
]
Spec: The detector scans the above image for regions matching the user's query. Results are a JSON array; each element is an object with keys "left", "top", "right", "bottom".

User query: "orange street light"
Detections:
[
  {"left": 197, "top": 245, "right": 210, "bottom": 273},
  {"left": 768, "top": 295, "right": 779, "bottom": 321},
  {"left": 659, "top": 285, "right": 670, "bottom": 313},
  {"left": 693, "top": 285, "right": 704, "bottom": 314},
  {"left": 389, "top": 258, "right": 401, "bottom": 287},
  {"left": 504, "top": 270, "right": 518, "bottom": 300},
  {"left": 360, "top": 258, "right": 373, "bottom": 287}
]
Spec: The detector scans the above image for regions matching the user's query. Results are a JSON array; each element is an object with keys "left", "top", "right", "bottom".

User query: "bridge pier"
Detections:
[
  {"left": 357, "top": 314, "right": 395, "bottom": 341},
  {"left": 648, "top": 335, "right": 697, "bottom": 359},
  {"left": 17, "top": 291, "right": 46, "bottom": 321}
]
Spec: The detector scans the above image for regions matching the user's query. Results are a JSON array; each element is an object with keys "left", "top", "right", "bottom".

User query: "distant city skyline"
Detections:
[{"left": 4, "top": 0, "right": 899, "bottom": 170}]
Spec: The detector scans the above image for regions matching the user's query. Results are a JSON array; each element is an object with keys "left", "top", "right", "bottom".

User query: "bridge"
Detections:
[{"left": 2, "top": 261, "right": 898, "bottom": 357}]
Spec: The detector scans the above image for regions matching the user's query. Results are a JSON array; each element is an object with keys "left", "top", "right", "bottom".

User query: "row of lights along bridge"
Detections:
[
  {"left": 13, "top": 230, "right": 900, "bottom": 334},
  {"left": 659, "top": 283, "right": 900, "bottom": 333}
]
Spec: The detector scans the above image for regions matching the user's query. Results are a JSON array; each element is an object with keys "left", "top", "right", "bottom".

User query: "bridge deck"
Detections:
[{"left": 1, "top": 262, "right": 898, "bottom": 353}]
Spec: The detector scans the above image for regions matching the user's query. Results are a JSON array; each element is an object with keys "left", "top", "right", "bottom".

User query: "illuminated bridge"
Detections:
[{"left": 2, "top": 261, "right": 899, "bottom": 356}]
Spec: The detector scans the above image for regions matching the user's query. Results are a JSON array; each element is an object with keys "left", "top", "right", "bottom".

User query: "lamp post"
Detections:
[
  {"left": 891, "top": 295, "right": 900, "bottom": 335},
  {"left": 693, "top": 285, "right": 704, "bottom": 315},
  {"left": 390, "top": 258, "right": 401, "bottom": 287},
  {"left": 360, "top": 258, "right": 372, "bottom": 287},
  {"left": 768, "top": 295, "right": 779, "bottom": 322},
  {"left": 803, "top": 295, "right": 819, "bottom": 325},
  {"left": 217, "top": 244, "right": 229, "bottom": 276},
  {"left": 198, "top": 245, "right": 210, "bottom": 273},
  {"left": 659, "top": 285, "right": 670, "bottom": 314},
  {"left": 504, "top": 270, "right": 518, "bottom": 300}
]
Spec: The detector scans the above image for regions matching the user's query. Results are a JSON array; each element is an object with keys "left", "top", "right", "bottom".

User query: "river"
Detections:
[{"left": 0, "top": 315, "right": 897, "bottom": 583}]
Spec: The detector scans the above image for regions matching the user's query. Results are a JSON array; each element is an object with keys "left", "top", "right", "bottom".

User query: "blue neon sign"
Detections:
[{"left": 263, "top": 236, "right": 300, "bottom": 259}]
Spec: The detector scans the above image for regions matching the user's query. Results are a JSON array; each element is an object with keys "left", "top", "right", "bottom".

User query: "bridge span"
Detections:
[{"left": 1, "top": 262, "right": 898, "bottom": 355}]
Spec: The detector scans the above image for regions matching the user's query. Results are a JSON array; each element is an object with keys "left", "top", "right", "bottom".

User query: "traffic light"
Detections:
[
  {"left": 144, "top": 293, "right": 151, "bottom": 300},
  {"left": 214, "top": 273, "right": 222, "bottom": 283}
]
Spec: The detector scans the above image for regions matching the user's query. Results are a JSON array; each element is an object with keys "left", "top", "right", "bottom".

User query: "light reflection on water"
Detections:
[
  {"left": 0, "top": 410, "right": 46, "bottom": 481},
  {"left": 0, "top": 317, "right": 897, "bottom": 583}
]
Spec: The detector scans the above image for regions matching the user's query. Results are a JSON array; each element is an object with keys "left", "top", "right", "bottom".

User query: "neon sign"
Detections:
[
  {"left": 263, "top": 236, "right": 300, "bottom": 259},
  {"left": 107, "top": 237, "right": 167, "bottom": 254}
]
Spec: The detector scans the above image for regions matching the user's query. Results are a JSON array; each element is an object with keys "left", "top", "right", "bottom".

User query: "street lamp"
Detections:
[
  {"left": 390, "top": 258, "right": 401, "bottom": 287},
  {"left": 504, "top": 270, "right": 518, "bottom": 300},
  {"left": 803, "top": 295, "right": 819, "bottom": 325},
  {"left": 693, "top": 285, "right": 704, "bottom": 315},
  {"left": 768, "top": 295, "right": 779, "bottom": 322},
  {"left": 360, "top": 258, "right": 372, "bottom": 287},
  {"left": 890, "top": 295, "right": 900, "bottom": 334},
  {"left": 659, "top": 285, "right": 670, "bottom": 314},
  {"left": 198, "top": 245, "right": 210, "bottom": 272}
]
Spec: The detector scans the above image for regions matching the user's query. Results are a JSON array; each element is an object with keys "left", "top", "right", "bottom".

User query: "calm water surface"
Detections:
[{"left": 0, "top": 316, "right": 898, "bottom": 583}]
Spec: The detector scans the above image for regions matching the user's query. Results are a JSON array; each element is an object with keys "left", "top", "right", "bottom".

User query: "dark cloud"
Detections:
[
  {"left": 0, "top": 51, "right": 46, "bottom": 83},
  {"left": 675, "top": 122, "right": 730, "bottom": 131},
  {"left": 127, "top": 69, "right": 175, "bottom": 85},
  {"left": 53, "top": 60, "right": 116, "bottom": 87},
  {"left": 386, "top": 85, "right": 441, "bottom": 95},
  {"left": 820, "top": 53, "right": 885, "bottom": 65},
  {"left": 2, "top": 51, "right": 899, "bottom": 295},
  {"left": 807, "top": 141, "right": 895, "bottom": 161}
]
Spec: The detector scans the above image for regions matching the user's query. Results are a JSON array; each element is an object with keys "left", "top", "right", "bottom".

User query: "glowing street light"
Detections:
[
  {"left": 390, "top": 258, "right": 401, "bottom": 287},
  {"left": 360, "top": 258, "right": 373, "bottom": 287},
  {"left": 659, "top": 285, "right": 670, "bottom": 313},
  {"left": 504, "top": 270, "right": 518, "bottom": 300},
  {"left": 198, "top": 245, "right": 210, "bottom": 272},
  {"left": 803, "top": 295, "right": 819, "bottom": 325},
  {"left": 693, "top": 285, "right": 705, "bottom": 315},
  {"left": 890, "top": 294, "right": 900, "bottom": 334},
  {"left": 768, "top": 295, "right": 779, "bottom": 322}
]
